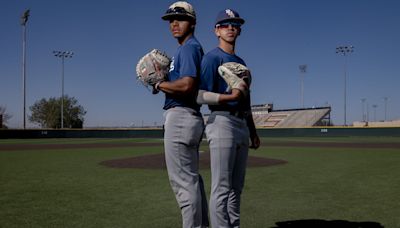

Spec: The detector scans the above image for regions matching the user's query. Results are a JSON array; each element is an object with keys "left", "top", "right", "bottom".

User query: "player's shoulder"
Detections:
[
  {"left": 203, "top": 48, "right": 222, "bottom": 61},
  {"left": 235, "top": 56, "right": 246, "bottom": 66},
  {"left": 187, "top": 36, "right": 201, "bottom": 45},
  {"left": 225, "top": 53, "right": 246, "bottom": 66},
  {"left": 183, "top": 36, "right": 202, "bottom": 49},
  {"left": 180, "top": 36, "right": 203, "bottom": 55}
]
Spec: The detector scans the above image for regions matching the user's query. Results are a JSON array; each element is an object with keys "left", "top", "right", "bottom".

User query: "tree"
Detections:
[
  {"left": 29, "top": 95, "right": 86, "bottom": 128},
  {"left": 0, "top": 106, "right": 12, "bottom": 129}
]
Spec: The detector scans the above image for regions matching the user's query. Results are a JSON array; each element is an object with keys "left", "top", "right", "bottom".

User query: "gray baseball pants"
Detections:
[
  {"left": 205, "top": 112, "right": 249, "bottom": 228},
  {"left": 163, "top": 107, "right": 209, "bottom": 228}
]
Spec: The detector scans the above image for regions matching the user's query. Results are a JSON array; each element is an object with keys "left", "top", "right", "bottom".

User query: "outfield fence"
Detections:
[{"left": 1, "top": 127, "right": 400, "bottom": 139}]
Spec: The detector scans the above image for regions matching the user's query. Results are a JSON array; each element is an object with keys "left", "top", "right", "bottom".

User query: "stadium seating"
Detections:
[
  {"left": 252, "top": 107, "right": 331, "bottom": 128},
  {"left": 203, "top": 104, "right": 331, "bottom": 128}
]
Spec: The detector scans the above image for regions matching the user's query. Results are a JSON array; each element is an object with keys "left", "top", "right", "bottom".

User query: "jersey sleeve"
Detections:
[
  {"left": 199, "top": 54, "right": 220, "bottom": 91},
  {"left": 178, "top": 44, "right": 202, "bottom": 78}
]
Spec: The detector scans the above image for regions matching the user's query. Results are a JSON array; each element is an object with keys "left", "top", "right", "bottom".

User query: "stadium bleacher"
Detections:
[
  {"left": 251, "top": 104, "right": 331, "bottom": 128},
  {"left": 203, "top": 104, "right": 331, "bottom": 128}
]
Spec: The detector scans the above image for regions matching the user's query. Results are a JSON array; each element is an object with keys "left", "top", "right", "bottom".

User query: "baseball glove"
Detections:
[
  {"left": 136, "top": 49, "right": 171, "bottom": 90},
  {"left": 218, "top": 62, "right": 252, "bottom": 94}
]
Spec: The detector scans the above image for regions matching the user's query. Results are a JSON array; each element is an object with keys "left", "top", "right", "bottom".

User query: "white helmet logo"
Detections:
[
  {"left": 225, "top": 9, "right": 235, "bottom": 18},
  {"left": 170, "top": 1, "right": 195, "bottom": 16}
]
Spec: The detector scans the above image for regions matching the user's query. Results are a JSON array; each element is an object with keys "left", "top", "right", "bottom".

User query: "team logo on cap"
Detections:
[{"left": 225, "top": 9, "right": 235, "bottom": 18}]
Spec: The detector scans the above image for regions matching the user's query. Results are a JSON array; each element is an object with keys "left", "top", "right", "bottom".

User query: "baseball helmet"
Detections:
[
  {"left": 215, "top": 9, "right": 245, "bottom": 27},
  {"left": 162, "top": 1, "right": 196, "bottom": 21}
]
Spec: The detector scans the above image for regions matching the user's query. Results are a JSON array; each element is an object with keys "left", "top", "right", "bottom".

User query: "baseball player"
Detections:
[
  {"left": 154, "top": 2, "right": 208, "bottom": 227},
  {"left": 199, "top": 9, "right": 260, "bottom": 228}
]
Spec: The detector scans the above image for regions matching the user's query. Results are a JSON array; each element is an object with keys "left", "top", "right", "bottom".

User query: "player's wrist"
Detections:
[
  {"left": 231, "top": 89, "right": 243, "bottom": 100},
  {"left": 155, "top": 81, "right": 162, "bottom": 91}
]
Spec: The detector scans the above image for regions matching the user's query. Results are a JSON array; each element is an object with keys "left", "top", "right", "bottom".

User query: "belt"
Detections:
[
  {"left": 211, "top": 110, "right": 245, "bottom": 119},
  {"left": 168, "top": 106, "right": 202, "bottom": 117}
]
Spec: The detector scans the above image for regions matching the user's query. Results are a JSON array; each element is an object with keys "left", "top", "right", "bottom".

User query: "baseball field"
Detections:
[{"left": 1, "top": 137, "right": 399, "bottom": 228}]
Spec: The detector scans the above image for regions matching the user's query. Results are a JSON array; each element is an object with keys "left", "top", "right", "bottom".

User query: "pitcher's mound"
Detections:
[{"left": 100, "top": 151, "right": 287, "bottom": 169}]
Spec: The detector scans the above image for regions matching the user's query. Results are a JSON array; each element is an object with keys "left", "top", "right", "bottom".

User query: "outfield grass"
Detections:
[{"left": 1, "top": 137, "right": 399, "bottom": 227}]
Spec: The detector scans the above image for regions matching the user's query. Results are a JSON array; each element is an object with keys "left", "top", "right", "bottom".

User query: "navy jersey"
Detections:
[
  {"left": 200, "top": 47, "right": 251, "bottom": 112},
  {"left": 163, "top": 36, "right": 204, "bottom": 111}
]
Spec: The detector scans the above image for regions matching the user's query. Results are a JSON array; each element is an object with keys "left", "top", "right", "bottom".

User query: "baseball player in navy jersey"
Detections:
[
  {"left": 199, "top": 9, "right": 260, "bottom": 228},
  {"left": 154, "top": 1, "right": 209, "bottom": 228}
]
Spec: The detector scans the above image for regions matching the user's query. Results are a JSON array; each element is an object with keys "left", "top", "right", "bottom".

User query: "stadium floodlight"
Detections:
[
  {"left": 372, "top": 104, "right": 378, "bottom": 122},
  {"left": 299, "top": 64, "right": 307, "bottom": 108},
  {"left": 383, "top": 97, "right": 388, "bottom": 121},
  {"left": 361, "top": 98, "right": 366, "bottom": 122},
  {"left": 53, "top": 50, "right": 74, "bottom": 129},
  {"left": 21, "top": 9, "right": 30, "bottom": 129},
  {"left": 336, "top": 45, "right": 354, "bottom": 126}
]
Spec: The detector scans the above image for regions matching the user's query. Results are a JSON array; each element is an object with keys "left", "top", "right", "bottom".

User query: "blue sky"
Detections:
[{"left": 1, "top": 0, "right": 399, "bottom": 128}]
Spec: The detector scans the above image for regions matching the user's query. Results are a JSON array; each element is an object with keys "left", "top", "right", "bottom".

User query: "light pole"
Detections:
[
  {"left": 336, "top": 45, "right": 354, "bottom": 126},
  {"left": 53, "top": 51, "right": 74, "bottom": 129},
  {"left": 21, "top": 9, "right": 30, "bottom": 129},
  {"left": 383, "top": 97, "right": 388, "bottom": 121},
  {"left": 361, "top": 98, "right": 366, "bottom": 122},
  {"left": 372, "top": 104, "right": 378, "bottom": 122},
  {"left": 299, "top": 64, "right": 307, "bottom": 108}
]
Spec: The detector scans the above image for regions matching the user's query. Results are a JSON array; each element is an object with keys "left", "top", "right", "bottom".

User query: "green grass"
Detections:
[
  {"left": 245, "top": 146, "right": 400, "bottom": 227},
  {"left": 1, "top": 137, "right": 399, "bottom": 227}
]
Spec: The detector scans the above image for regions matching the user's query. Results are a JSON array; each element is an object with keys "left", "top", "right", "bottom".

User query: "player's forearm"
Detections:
[
  {"left": 219, "top": 89, "right": 242, "bottom": 103},
  {"left": 157, "top": 77, "right": 195, "bottom": 95},
  {"left": 246, "top": 112, "right": 257, "bottom": 137},
  {"left": 196, "top": 89, "right": 242, "bottom": 105}
]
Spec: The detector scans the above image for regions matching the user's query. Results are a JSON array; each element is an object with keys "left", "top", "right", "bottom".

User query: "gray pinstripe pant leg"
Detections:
[
  {"left": 164, "top": 107, "right": 208, "bottom": 228},
  {"left": 205, "top": 113, "right": 249, "bottom": 228}
]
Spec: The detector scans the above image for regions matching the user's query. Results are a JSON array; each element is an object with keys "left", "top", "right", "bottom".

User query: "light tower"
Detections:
[
  {"left": 21, "top": 9, "right": 30, "bottom": 129},
  {"left": 361, "top": 98, "right": 366, "bottom": 122},
  {"left": 336, "top": 45, "right": 354, "bottom": 126},
  {"left": 372, "top": 104, "right": 378, "bottom": 122},
  {"left": 299, "top": 64, "right": 307, "bottom": 108},
  {"left": 53, "top": 51, "right": 74, "bottom": 128},
  {"left": 383, "top": 97, "right": 388, "bottom": 121}
]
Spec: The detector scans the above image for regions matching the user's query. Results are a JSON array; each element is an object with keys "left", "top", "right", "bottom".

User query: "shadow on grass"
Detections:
[{"left": 272, "top": 219, "right": 384, "bottom": 228}]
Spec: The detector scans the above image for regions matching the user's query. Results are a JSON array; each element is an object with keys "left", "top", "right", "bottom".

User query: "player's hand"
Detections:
[
  {"left": 152, "top": 87, "right": 159, "bottom": 94},
  {"left": 250, "top": 134, "right": 260, "bottom": 149},
  {"left": 152, "top": 82, "right": 162, "bottom": 94},
  {"left": 231, "top": 89, "right": 243, "bottom": 100}
]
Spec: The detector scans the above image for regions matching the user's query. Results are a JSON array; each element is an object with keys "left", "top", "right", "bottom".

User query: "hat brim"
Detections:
[
  {"left": 216, "top": 18, "right": 245, "bottom": 26},
  {"left": 162, "top": 13, "right": 195, "bottom": 21}
]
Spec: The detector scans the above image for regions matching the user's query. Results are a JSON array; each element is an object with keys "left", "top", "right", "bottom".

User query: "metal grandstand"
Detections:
[{"left": 251, "top": 104, "right": 331, "bottom": 128}]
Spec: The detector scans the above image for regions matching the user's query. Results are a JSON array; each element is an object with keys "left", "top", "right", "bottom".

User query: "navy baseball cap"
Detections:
[{"left": 215, "top": 9, "right": 245, "bottom": 27}]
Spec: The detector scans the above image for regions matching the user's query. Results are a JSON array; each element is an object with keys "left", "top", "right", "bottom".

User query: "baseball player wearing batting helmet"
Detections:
[
  {"left": 199, "top": 9, "right": 260, "bottom": 228},
  {"left": 156, "top": 1, "right": 209, "bottom": 227}
]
